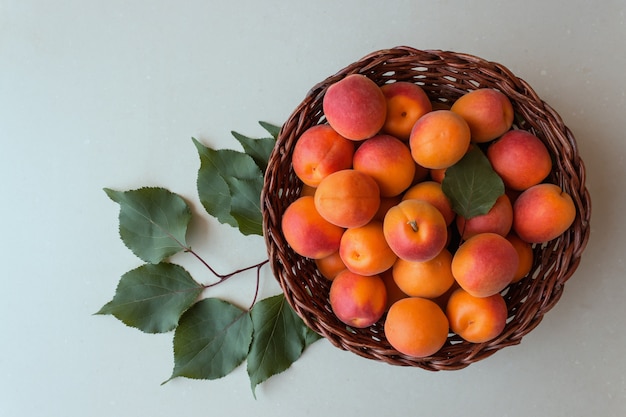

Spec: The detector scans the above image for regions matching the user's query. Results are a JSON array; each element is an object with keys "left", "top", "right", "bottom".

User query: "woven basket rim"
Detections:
[{"left": 261, "top": 46, "right": 591, "bottom": 370}]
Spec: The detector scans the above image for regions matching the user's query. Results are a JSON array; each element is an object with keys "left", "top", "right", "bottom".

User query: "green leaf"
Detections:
[
  {"left": 166, "top": 298, "right": 253, "bottom": 383},
  {"left": 231, "top": 129, "right": 276, "bottom": 173},
  {"left": 193, "top": 138, "right": 264, "bottom": 236},
  {"left": 104, "top": 187, "right": 191, "bottom": 264},
  {"left": 246, "top": 294, "right": 317, "bottom": 396},
  {"left": 441, "top": 146, "right": 505, "bottom": 219},
  {"left": 258, "top": 121, "right": 281, "bottom": 139},
  {"left": 95, "top": 263, "right": 203, "bottom": 334}
]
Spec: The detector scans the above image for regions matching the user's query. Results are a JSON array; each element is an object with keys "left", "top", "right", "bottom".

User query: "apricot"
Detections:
[
  {"left": 506, "top": 233, "right": 534, "bottom": 283},
  {"left": 512, "top": 183, "right": 576, "bottom": 243},
  {"left": 456, "top": 194, "right": 513, "bottom": 239},
  {"left": 329, "top": 269, "right": 387, "bottom": 328},
  {"left": 353, "top": 134, "right": 416, "bottom": 197},
  {"left": 487, "top": 129, "right": 553, "bottom": 190},
  {"left": 430, "top": 167, "right": 447, "bottom": 183},
  {"left": 380, "top": 268, "right": 408, "bottom": 310},
  {"left": 384, "top": 297, "right": 449, "bottom": 358},
  {"left": 450, "top": 88, "right": 514, "bottom": 143},
  {"left": 339, "top": 220, "right": 398, "bottom": 276},
  {"left": 451, "top": 233, "right": 519, "bottom": 298},
  {"left": 373, "top": 195, "right": 402, "bottom": 222},
  {"left": 315, "top": 250, "right": 347, "bottom": 281},
  {"left": 292, "top": 124, "right": 355, "bottom": 187},
  {"left": 402, "top": 180, "right": 456, "bottom": 226},
  {"left": 383, "top": 199, "right": 448, "bottom": 262},
  {"left": 392, "top": 249, "right": 455, "bottom": 298},
  {"left": 380, "top": 81, "right": 432, "bottom": 140},
  {"left": 322, "top": 74, "right": 387, "bottom": 141},
  {"left": 446, "top": 288, "right": 508, "bottom": 343},
  {"left": 409, "top": 110, "right": 471, "bottom": 169},
  {"left": 281, "top": 196, "right": 345, "bottom": 259},
  {"left": 314, "top": 169, "right": 380, "bottom": 228}
]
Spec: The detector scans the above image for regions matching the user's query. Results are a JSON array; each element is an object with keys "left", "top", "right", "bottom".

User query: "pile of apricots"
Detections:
[{"left": 281, "top": 74, "right": 576, "bottom": 358}]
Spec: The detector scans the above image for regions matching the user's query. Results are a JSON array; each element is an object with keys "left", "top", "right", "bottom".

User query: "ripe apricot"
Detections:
[
  {"left": 314, "top": 169, "right": 380, "bottom": 228},
  {"left": 402, "top": 180, "right": 456, "bottom": 226},
  {"left": 446, "top": 288, "right": 508, "bottom": 343},
  {"left": 383, "top": 199, "right": 448, "bottom": 262},
  {"left": 329, "top": 270, "right": 387, "bottom": 328},
  {"left": 292, "top": 124, "right": 355, "bottom": 187},
  {"left": 380, "top": 81, "right": 432, "bottom": 140},
  {"left": 409, "top": 110, "right": 471, "bottom": 169},
  {"left": 339, "top": 220, "right": 398, "bottom": 276},
  {"left": 456, "top": 194, "right": 513, "bottom": 239},
  {"left": 353, "top": 134, "right": 416, "bottom": 197},
  {"left": 380, "top": 268, "right": 408, "bottom": 310},
  {"left": 392, "top": 249, "right": 455, "bottom": 298},
  {"left": 384, "top": 297, "right": 449, "bottom": 358},
  {"left": 315, "top": 250, "right": 347, "bottom": 280},
  {"left": 281, "top": 196, "right": 345, "bottom": 259},
  {"left": 487, "top": 129, "right": 552, "bottom": 191},
  {"left": 512, "top": 183, "right": 576, "bottom": 243},
  {"left": 322, "top": 74, "right": 387, "bottom": 141},
  {"left": 450, "top": 88, "right": 514, "bottom": 143},
  {"left": 451, "top": 233, "right": 519, "bottom": 298},
  {"left": 506, "top": 233, "right": 534, "bottom": 283}
]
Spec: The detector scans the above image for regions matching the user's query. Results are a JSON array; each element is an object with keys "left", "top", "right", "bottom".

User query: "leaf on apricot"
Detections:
[
  {"left": 104, "top": 187, "right": 192, "bottom": 264},
  {"left": 247, "top": 294, "right": 321, "bottom": 397},
  {"left": 441, "top": 146, "right": 504, "bottom": 219},
  {"left": 95, "top": 262, "right": 203, "bottom": 334},
  {"left": 166, "top": 298, "right": 253, "bottom": 383}
]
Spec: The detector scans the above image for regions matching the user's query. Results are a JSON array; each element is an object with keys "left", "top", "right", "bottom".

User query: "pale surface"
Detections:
[{"left": 1, "top": 1, "right": 625, "bottom": 416}]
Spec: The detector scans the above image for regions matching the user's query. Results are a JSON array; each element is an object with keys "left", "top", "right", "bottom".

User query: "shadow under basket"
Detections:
[{"left": 261, "top": 46, "right": 592, "bottom": 371}]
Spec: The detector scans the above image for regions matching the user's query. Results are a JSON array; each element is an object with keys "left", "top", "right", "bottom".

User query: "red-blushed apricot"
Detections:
[
  {"left": 409, "top": 110, "right": 471, "bottom": 169},
  {"left": 339, "top": 220, "right": 398, "bottom": 276},
  {"left": 384, "top": 297, "right": 449, "bottom": 358},
  {"left": 315, "top": 250, "right": 347, "bottom": 281},
  {"left": 383, "top": 199, "right": 448, "bottom": 262},
  {"left": 392, "top": 249, "right": 455, "bottom": 298},
  {"left": 506, "top": 233, "right": 534, "bottom": 283},
  {"left": 329, "top": 270, "right": 387, "bottom": 328},
  {"left": 446, "top": 288, "right": 508, "bottom": 343},
  {"left": 314, "top": 169, "right": 380, "bottom": 228},
  {"left": 487, "top": 130, "right": 553, "bottom": 191},
  {"left": 292, "top": 124, "right": 355, "bottom": 187},
  {"left": 281, "top": 196, "right": 344, "bottom": 259},
  {"left": 456, "top": 194, "right": 513, "bottom": 239},
  {"left": 322, "top": 74, "right": 387, "bottom": 141},
  {"left": 451, "top": 233, "right": 519, "bottom": 298},
  {"left": 380, "top": 81, "right": 433, "bottom": 141},
  {"left": 353, "top": 134, "right": 416, "bottom": 197},
  {"left": 450, "top": 88, "right": 514, "bottom": 143},
  {"left": 402, "top": 180, "right": 456, "bottom": 226},
  {"left": 512, "top": 183, "right": 576, "bottom": 243}
]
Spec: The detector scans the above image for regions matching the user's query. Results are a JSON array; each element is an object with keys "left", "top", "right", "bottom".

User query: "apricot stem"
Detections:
[{"left": 408, "top": 219, "right": 419, "bottom": 232}]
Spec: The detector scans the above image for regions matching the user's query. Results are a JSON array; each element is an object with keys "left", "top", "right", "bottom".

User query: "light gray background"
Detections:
[{"left": 2, "top": 1, "right": 624, "bottom": 416}]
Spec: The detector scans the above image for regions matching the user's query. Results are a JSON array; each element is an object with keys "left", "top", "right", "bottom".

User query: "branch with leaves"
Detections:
[
  {"left": 96, "top": 122, "right": 320, "bottom": 397},
  {"left": 96, "top": 120, "right": 506, "bottom": 398}
]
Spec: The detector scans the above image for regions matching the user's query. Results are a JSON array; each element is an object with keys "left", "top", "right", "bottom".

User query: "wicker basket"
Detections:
[{"left": 261, "top": 46, "right": 591, "bottom": 370}]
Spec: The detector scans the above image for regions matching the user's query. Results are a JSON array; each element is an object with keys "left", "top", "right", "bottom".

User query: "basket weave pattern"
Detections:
[{"left": 261, "top": 46, "right": 591, "bottom": 370}]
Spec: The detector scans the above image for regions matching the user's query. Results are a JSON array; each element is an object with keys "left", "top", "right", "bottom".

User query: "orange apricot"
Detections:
[
  {"left": 339, "top": 221, "right": 398, "bottom": 276},
  {"left": 384, "top": 297, "right": 449, "bottom": 358},
  {"left": 409, "top": 110, "right": 471, "bottom": 169},
  {"left": 281, "top": 196, "right": 345, "bottom": 259},
  {"left": 314, "top": 169, "right": 380, "bottom": 228},
  {"left": 392, "top": 249, "right": 455, "bottom": 298}
]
